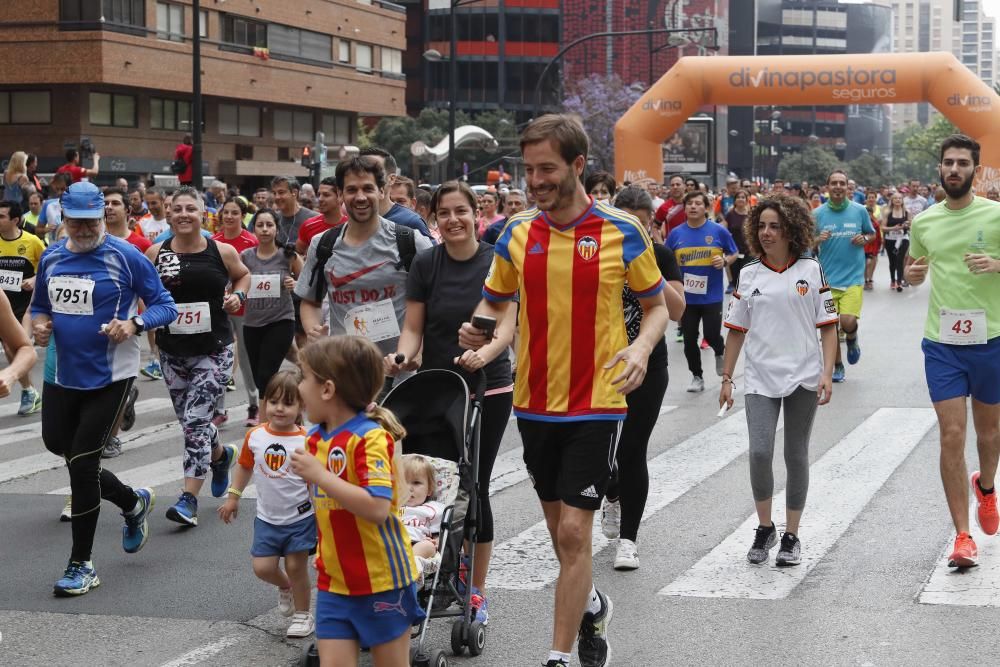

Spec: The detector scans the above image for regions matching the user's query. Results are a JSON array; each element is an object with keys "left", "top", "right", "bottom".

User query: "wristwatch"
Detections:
[{"left": 130, "top": 316, "right": 145, "bottom": 334}]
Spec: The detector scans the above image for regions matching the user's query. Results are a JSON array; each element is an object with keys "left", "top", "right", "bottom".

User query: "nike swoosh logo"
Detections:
[{"left": 329, "top": 261, "right": 391, "bottom": 288}]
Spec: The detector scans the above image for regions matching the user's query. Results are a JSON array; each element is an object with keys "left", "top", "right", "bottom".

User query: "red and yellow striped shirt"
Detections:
[
  {"left": 307, "top": 413, "right": 417, "bottom": 596},
  {"left": 483, "top": 198, "right": 665, "bottom": 421}
]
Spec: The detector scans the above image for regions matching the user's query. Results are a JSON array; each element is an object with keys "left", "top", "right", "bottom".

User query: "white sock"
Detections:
[
  {"left": 125, "top": 494, "right": 143, "bottom": 517},
  {"left": 585, "top": 585, "right": 601, "bottom": 615},
  {"left": 547, "top": 650, "right": 571, "bottom": 665}
]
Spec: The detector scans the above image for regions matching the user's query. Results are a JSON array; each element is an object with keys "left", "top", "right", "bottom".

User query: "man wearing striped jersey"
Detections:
[{"left": 460, "top": 115, "right": 668, "bottom": 667}]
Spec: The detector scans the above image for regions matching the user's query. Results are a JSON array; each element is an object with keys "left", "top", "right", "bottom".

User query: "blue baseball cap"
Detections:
[{"left": 61, "top": 181, "right": 105, "bottom": 219}]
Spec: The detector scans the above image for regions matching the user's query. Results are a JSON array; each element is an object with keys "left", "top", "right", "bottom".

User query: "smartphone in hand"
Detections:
[{"left": 471, "top": 314, "right": 497, "bottom": 340}]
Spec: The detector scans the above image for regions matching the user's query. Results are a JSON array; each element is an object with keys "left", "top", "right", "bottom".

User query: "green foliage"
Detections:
[
  {"left": 891, "top": 115, "right": 957, "bottom": 182},
  {"left": 776, "top": 145, "right": 844, "bottom": 185},
  {"left": 847, "top": 151, "right": 892, "bottom": 188}
]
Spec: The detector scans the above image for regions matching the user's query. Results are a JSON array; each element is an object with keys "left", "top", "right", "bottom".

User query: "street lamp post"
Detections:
[{"left": 192, "top": 0, "right": 202, "bottom": 188}]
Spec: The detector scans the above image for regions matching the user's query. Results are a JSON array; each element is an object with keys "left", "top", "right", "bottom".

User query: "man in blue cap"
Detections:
[{"left": 32, "top": 181, "right": 178, "bottom": 596}]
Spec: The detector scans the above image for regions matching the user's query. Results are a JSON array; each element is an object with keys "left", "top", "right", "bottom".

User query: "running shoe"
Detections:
[
  {"left": 545, "top": 661, "right": 569, "bottom": 667},
  {"left": 53, "top": 560, "right": 100, "bottom": 597},
  {"left": 746, "top": 523, "right": 778, "bottom": 565},
  {"left": 715, "top": 355, "right": 725, "bottom": 377},
  {"left": 141, "top": 359, "right": 163, "bottom": 380},
  {"left": 211, "top": 411, "right": 229, "bottom": 428},
  {"left": 121, "top": 385, "right": 139, "bottom": 432},
  {"left": 700, "top": 338, "right": 710, "bottom": 350},
  {"left": 971, "top": 471, "right": 999, "bottom": 535},
  {"left": 470, "top": 589, "right": 489, "bottom": 625},
  {"left": 60, "top": 496, "right": 73, "bottom": 522},
  {"left": 246, "top": 404, "right": 260, "bottom": 427},
  {"left": 775, "top": 532, "right": 801, "bottom": 567},
  {"left": 210, "top": 443, "right": 238, "bottom": 498},
  {"left": 832, "top": 363, "right": 845, "bottom": 383},
  {"left": 614, "top": 538, "right": 639, "bottom": 571},
  {"left": 101, "top": 436, "right": 123, "bottom": 459},
  {"left": 890, "top": 281, "right": 898, "bottom": 291},
  {"left": 846, "top": 336, "right": 861, "bottom": 365},
  {"left": 675, "top": 329, "right": 684, "bottom": 343},
  {"left": 948, "top": 532, "right": 978, "bottom": 568},
  {"left": 226, "top": 377, "right": 236, "bottom": 392},
  {"left": 122, "top": 487, "right": 155, "bottom": 553},
  {"left": 278, "top": 587, "right": 294, "bottom": 617},
  {"left": 600, "top": 498, "right": 621, "bottom": 539},
  {"left": 896, "top": 284, "right": 903, "bottom": 293},
  {"left": 166, "top": 491, "right": 199, "bottom": 526},
  {"left": 863, "top": 280, "right": 873, "bottom": 291},
  {"left": 17, "top": 387, "right": 41, "bottom": 416},
  {"left": 686, "top": 376, "right": 705, "bottom": 393},
  {"left": 286, "top": 612, "right": 315, "bottom": 638},
  {"left": 577, "top": 589, "right": 613, "bottom": 667}
]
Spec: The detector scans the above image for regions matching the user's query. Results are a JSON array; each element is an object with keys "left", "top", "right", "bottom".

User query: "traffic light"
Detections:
[{"left": 301, "top": 146, "right": 312, "bottom": 168}]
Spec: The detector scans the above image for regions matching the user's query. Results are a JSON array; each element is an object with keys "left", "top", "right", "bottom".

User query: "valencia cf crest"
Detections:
[
  {"left": 264, "top": 443, "right": 287, "bottom": 471},
  {"left": 704, "top": 235, "right": 714, "bottom": 244},
  {"left": 795, "top": 280, "right": 809, "bottom": 296},
  {"left": 577, "top": 236, "right": 599, "bottom": 261},
  {"left": 328, "top": 446, "right": 348, "bottom": 477}
]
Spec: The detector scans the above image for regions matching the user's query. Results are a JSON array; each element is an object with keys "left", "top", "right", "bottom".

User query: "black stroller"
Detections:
[{"left": 302, "top": 368, "right": 488, "bottom": 667}]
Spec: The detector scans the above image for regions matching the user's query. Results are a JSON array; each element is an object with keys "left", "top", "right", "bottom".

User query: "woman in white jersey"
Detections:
[{"left": 718, "top": 194, "right": 839, "bottom": 567}]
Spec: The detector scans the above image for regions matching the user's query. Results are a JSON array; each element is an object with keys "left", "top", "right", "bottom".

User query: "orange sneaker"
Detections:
[
  {"left": 971, "top": 472, "right": 999, "bottom": 535},
  {"left": 948, "top": 532, "right": 978, "bottom": 568}
]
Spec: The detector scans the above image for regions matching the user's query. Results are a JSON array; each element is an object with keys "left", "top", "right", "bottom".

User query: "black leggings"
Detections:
[
  {"left": 474, "top": 391, "right": 513, "bottom": 543},
  {"left": 681, "top": 301, "right": 725, "bottom": 377},
  {"left": 731, "top": 256, "right": 749, "bottom": 291},
  {"left": 242, "top": 320, "right": 296, "bottom": 397},
  {"left": 42, "top": 379, "right": 139, "bottom": 562},
  {"left": 605, "top": 363, "right": 668, "bottom": 542},
  {"left": 884, "top": 238, "right": 909, "bottom": 284}
]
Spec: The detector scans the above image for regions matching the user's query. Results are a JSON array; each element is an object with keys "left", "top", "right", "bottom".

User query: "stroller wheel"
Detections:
[
  {"left": 450, "top": 620, "right": 467, "bottom": 656},
  {"left": 300, "top": 642, "right": 319, "bottom": 667},
  {"left": 432, "top": 649, "right": 449, "bottom": 667},
  {"left": 468, "top": 621, "right": 487, "bottom": 656}
]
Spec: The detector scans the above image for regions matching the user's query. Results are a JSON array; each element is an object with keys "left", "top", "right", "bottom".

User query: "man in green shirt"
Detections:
[{"left": 906, "top": 133, "right": 1000, "bottom": 570}]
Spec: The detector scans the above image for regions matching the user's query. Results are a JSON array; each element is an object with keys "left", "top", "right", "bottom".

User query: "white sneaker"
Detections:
[
  {"left": 277, "top": 587, "right": 294, "bottom": 617},
  {"left": 614, "top": 539, "right": 639, "bottom": 571},
  {"left": 286, "top": 611, "right": 315, "bottom": 638},
  {"left": 60, "top": 496, "right": 73, "bottom": 522},
  {"left": 687, "top": 376, "right": 705, "bottom": 393},
  {"left": 600, "top": 498, "right": 621, "bottom": 539}
]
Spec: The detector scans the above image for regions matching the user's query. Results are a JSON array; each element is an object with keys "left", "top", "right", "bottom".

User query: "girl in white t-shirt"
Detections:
[
  {"left": 218, "top": 370, "right": 316, "bottom": 639},
  {"left": 400, "top": 454, "right": 445, "bottom": 574},
  {"left": 718, "top": 194, "right": 839, "bottom": 569}
]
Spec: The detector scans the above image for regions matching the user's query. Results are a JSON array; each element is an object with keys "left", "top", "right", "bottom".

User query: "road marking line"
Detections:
[
  {"left": 660, "top": 408, "right": 937, "bottom": 600},
  {"left": 486, "top": 410, "right": 753, "bottom": 591},
  {"left": 50, "top": 456, "right": 185, "bottom": 495},
  {"left": 0, "top": 397, "right": 175, "bottom": 447},
  {"left": 918, "top": 518, "right": 1000, "bottom": 607},
  {"left": 159, "top": 636, "right": 241, "bottom": 667}
]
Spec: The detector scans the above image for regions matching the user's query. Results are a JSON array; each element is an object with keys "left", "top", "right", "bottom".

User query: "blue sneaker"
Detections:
[
  {"left": 210, "top": 443, "right": 238, "bottom": 498},
  {"left": 17, "top": 387, "right": 41, "bottom": 416},
  {"left": 470, "top": 589, "right": 489, "bottom": 625},
  {"left": 122, "top": 487, "right": 155, "bottom": 553},
  {"left": 165, "top": 491, "right": 198, "bottom": 526},
  {"left": 53, "top": 560, "right": 100, "bottom": 597},
  {"left": 846, "top": 337, "right": 861, "bottom": 365},
  {"left": 141, "top": 360, "right": 163, "bottom": 380},
  {"left": 832, "top": 363, "right": 846, "bottom": 383}
]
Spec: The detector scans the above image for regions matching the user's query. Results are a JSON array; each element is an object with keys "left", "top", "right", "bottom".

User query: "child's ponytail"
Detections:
[{"left": 365, "top": 403, "right": 406, "bottom": 442}]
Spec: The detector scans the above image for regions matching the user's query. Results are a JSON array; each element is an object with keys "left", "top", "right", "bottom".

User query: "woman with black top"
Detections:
[
  {"left": 881, "top": 191, "right": 911, "bottom": 292},
  {"left": 725, "top": 189, "right": 752, "bottom": 290},
  {"left": 387, "top": 180, "right": 516, "bottom": 625},
  {"left": 146, "top": 186, "right": 251, "bottom": 527},
  {"left": 599, "top": 186, "right": 686, "bottom": 571}
]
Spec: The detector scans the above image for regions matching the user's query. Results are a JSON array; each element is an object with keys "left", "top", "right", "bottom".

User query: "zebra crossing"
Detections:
[{"left": 3, "top": 398, "right": 1000, "bottom": 611}]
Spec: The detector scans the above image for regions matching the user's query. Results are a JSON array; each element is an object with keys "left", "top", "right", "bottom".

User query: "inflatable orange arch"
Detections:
[{"left": 614, "top": 53, "right": 1000, "bottom": 191}]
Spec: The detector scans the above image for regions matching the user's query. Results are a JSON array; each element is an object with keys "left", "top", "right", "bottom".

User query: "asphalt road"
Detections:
[{"left": 1, "top": 259, "right": 997, "bottom": 667}]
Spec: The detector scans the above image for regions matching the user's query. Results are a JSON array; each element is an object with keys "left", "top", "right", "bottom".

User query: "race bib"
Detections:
[
  {"left": 172, "top": 302, "right": 211, "bottom": 334},
  {"left": 49, "top": 276, "right": 95, "bottom": 315},
  {"left": 683, "top": 272, "right": 708, "bottom": 295},
  {"left": 885, "top": 229, "right": 904, "bottom": 241},
  {"left": 344, "top": 299, "right": 400, "bottom": 343},
  {"left": 248, "top": 274, "right": 280, "bottom": 299},
  {"left": 939, "top": 308, "right": 987, "bottom": 346},
  {"left": 0, "top": 269, "right": 23, "bottom": 292}
]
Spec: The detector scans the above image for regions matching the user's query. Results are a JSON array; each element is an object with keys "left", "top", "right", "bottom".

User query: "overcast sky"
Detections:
[{"left": 984, "top": 0, "right": 1000, "bottom": 18}]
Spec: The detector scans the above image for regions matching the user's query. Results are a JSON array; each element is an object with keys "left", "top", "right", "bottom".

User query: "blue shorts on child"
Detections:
[
  {"left": 251, "top": 515, "right": 317, "bottom": 557},
  {"left": 316, "top": 582, "right": 425, "bottom": 647}
]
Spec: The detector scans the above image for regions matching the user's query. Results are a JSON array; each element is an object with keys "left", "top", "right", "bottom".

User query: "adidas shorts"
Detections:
[{"left": 517, "top": 419, "right": 622, "bottom": 510}]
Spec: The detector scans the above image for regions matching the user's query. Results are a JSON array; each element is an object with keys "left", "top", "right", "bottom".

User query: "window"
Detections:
[
  {"left": 0, "top": 91, "right": 52, "bottom": 125},
  {"left": 356, "top": 43, "right": 372, "bottom": 72},
  {"left": 200, "top": 10, "right": 208, "bottom": 38},
  {"left": 218, "top": 103, "right": 260, "bottom": 136},
  {"left": 274, "top": 109, "right": 314, "bottom": 142},
  {"left": 381, "top": 48, "right": 402, "bottom": 75},
  {"left": 269, "top": 24, "right": 332, "bottom": 62},
  {"left": 60, "top": 0, "right": 144, "bottom": 33},
  {"left": 89, "top": 92, "right": 136, "bottom": 127},
  {"left": 338, "top": 40, "right": 351, "bottom": 63},
  {"left": 322, "top": 114, "right": 352, "bottom": 145},
  {"left": 157, "top": 2, "right": 184, "bottom": 42},
  {"left": 221, "top": 14, "right": 267, "bottom": 48},
  {"left": 151, "top": 98, "right": 192, "bottom": 130}
]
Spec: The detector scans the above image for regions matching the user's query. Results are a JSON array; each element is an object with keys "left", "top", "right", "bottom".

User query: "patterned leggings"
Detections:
[{"left": 161, "top": 344, "right": 234, "bottom": 479}]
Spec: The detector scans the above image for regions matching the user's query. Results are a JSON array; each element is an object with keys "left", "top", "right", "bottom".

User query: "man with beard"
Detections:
[
  {"left": 359, "top": 147, "right": 432, "bottom": 237},
  {"left": 458, "top": 114, "right": 668, "bottom": 667},
  {"left": 296, "top": 177, "right": 347, "bottom": 255},
  {"left": 905, "top": 134, "right": 1000, "bottom": 569},
  {"left": 814, "top": 169, "right": 875, "bottom": 383}
]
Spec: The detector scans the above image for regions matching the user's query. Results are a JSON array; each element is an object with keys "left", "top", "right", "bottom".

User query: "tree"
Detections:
[
  {"left": 847, "top": 151, "right": 892, "bottom": 188},
  {"left": 776, "top": 145, "right": 844, "bottom": 185},
  {"left": 562, "top": 74, "right": 644, "bottom": 173},
  {"left": 891, "top": 115, "right": 956, "bottom": 182}
]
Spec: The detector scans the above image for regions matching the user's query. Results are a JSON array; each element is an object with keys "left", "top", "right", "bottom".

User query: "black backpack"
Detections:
[{"left": 306, "top": 224, "right": 417, "bottom": 302}]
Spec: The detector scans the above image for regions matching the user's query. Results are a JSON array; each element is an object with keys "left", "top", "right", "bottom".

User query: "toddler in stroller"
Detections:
[{"left": 401, "top": 454, "right": 446, "bottom": 578}]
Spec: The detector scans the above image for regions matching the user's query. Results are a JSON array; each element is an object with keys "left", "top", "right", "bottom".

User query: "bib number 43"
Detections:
[{"left": 939, "top": 308, "right": 986, "bottom": 345}]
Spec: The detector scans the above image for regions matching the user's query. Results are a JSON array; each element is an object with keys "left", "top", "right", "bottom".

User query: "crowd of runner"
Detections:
[{"left": 0, "top": 122, "right": 997, "bottom": 667}]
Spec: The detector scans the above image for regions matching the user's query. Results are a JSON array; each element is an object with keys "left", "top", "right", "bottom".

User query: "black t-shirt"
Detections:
[
  {"left": 623, "top": 243, "right": 680, "bottom": 370},
  {"left": 406, "top": 242, "right": 513, "bottom": 391},
  {"left": 725, "top": 209, "right": 749, "bottom": 255}
]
